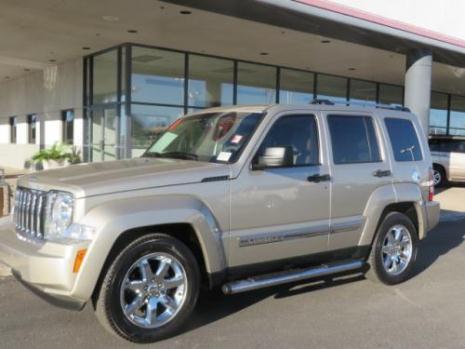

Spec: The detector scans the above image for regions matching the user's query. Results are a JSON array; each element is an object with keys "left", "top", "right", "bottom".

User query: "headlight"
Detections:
[{"left": 44, "top": 191, "right": 74, "bottom": 240}]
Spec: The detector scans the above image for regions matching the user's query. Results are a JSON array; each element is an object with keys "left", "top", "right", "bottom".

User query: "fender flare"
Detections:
[
  {"left": 71, "top": 194, "right": 227, "bottom": 300},
  {"left": 359, "top": 183, "right": 425, "bottom": 246}
]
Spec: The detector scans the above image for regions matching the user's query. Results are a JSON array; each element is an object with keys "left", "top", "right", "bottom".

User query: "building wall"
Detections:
[{"left": 0, "top": 58, "right": 83, "bottom": 169}]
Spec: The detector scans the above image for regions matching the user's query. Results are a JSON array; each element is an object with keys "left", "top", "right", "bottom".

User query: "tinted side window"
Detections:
[
  {"left": 385, "top": 118, "right": 423, "bottom": 161},
  {"left": 328, "top": 115, "right": 381, "bottom": 164},
  {"left": 258, "top": 114, "right": 319, "bottom": 166},
  {"left": 429, "top": 139, "right": 454, "bottom": 152}
]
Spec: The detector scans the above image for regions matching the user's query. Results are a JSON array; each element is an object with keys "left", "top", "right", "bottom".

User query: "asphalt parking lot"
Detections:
[{"left": 1, "top": 187, "right": 465, "bottom": 349}]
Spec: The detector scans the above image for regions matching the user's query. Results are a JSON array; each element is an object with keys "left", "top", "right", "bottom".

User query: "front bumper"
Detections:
[{"left": 0, "top": 217, "right": 89, "bottom": 310}]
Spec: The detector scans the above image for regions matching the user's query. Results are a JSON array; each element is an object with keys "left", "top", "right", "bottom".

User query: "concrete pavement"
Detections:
[{"left": 0, "top": 187, "right": 464, "bottom": 348}]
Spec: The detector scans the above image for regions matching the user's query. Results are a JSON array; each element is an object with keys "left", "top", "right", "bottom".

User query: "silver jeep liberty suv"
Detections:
[{"left": 0, "top": 103, "right": 440, "bottom": 343}]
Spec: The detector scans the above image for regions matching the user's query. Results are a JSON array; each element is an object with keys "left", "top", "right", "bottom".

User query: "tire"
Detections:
[
  {"left": 94, "top": 233, "right": 200, "bottom": 343},
  {"left": 366, "top": 212, "right": 418, "bottom": 285},
  {"left": 433, "top": 164, "right": 447, "bottom": 188}
]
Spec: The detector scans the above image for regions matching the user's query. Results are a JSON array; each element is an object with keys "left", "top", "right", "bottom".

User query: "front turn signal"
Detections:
[{"left": 73, "top": 249, "right": 87, "bottom": 273}]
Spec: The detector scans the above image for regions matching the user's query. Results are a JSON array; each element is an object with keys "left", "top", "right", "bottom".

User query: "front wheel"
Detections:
[
  {"left": 94, "top": 233, "right": 200, "bottom": 343},
  {"left": 366, "top": 212, "right": 418, "bottom": 285}
]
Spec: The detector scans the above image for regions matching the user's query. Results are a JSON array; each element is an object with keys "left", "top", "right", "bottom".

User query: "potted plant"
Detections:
[{"left": 30, "top": 143, "right": 81, "bottom": 170}]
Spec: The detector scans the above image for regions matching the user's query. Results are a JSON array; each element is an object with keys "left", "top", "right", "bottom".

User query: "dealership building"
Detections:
[{"left": 1, "top": 0, "right": 465, "bottom": 167}]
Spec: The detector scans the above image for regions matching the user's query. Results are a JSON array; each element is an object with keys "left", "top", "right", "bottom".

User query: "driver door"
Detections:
[{"left": 228, "top": 113, "right": 331, "bottom": 270}]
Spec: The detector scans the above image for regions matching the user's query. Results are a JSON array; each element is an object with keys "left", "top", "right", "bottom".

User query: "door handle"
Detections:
[
  {"left": 307, "top": 174, "right": 331, "bottom": 183},
  {"left": 373, "top": 169, "right": 392, "bottom": 178}
]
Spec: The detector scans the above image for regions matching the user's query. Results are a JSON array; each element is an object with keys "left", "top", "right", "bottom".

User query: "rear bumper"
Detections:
[
  {"left": 0, "top": 217, "right": 89, "bottom": 309},
  {"left": 425, "top": 200, "right": 440, "bottom": 232}
]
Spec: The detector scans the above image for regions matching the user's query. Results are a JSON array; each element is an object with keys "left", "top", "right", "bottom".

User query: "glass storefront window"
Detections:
[
  {"left": 237, "top": 62, "right": 276, "bottom": 104},
  {"left": 279, "top": 69, "right": 314, "bottom": 104},
  {"left": 450, "top": 96, "right": 465, "bottom": 136},
  {"left": 131, "top": 104, "right": 184, "bottom": 157},
  {"left": 85, "top": 43, "right": 465, "bottom": 161},
  {"left": 349, "top": 79, "right": 376, "bottom": 106},
  {"left": 93, "top": 50, "right": 118, "bottom": 104},
  {"left": 131, "top": 47, "right": 185, "bottom": 105},
  {"left": 317, "top": 74, "right": 347, "bottom": 103},
  {"left": 430, "top": 92, "right": 449, "bottom": 135},
  {"left": 188, "top": 54, "right": 234, "bottom": 107},
  {"left": 378, "top": 84, "right": 403, "bottom": 106}
]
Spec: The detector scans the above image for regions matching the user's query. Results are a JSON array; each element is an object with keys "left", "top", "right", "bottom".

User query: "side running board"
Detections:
[{"left": 222, "top": 260, "right": 364, "bottom": 295}]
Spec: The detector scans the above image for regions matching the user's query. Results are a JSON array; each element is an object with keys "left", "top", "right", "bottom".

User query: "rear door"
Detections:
[{"left": 326, "top": 112, "right": 392, "bottom": 251}]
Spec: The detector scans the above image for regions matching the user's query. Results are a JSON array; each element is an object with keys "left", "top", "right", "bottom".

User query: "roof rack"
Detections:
[
  {"left": 310, "top": 99, "right": 334, "bottom": 105},
  {"left": 309, "top": 99, "right": 410, "bottom": 112}
]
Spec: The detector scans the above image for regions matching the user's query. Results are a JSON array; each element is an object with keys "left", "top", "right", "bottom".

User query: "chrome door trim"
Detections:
[{"left": 239, "top": 225, "right": 329, "bottom": 248}]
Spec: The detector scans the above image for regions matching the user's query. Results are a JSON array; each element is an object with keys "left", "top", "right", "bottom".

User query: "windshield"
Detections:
[{"left": 143, "top": 111, "right": 264, "bottom": 163}]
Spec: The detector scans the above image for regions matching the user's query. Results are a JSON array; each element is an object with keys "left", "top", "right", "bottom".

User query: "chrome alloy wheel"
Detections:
[
  {"left": 120, "top": 253, "right": 188, "bottom": 329},
  {"left": 433, "top": 170, "right": 442, "bottom": 186},
  {"left": 381, "top": 224, "right": 413, "bottom": 276}
]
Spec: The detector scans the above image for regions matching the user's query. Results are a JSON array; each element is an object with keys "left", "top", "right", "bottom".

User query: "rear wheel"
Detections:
[
  {"left": 94, "top": 233, "right": 200, "bottom": 343},
  {"left": 366, "top": 212, "right": 418, "bottom": 285}
]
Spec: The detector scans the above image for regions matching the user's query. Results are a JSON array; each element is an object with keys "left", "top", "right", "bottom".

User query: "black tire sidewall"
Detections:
[
  {"left": 372, "top": 213, "right": 418, "bottom": 285},
  {"left": 105, "top": 235, "right": 200, "bottom": 343}
]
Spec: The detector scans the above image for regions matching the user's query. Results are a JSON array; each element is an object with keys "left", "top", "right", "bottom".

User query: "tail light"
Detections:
[{"left": 428, "top": 168, "right": 435, "bottom": 202}]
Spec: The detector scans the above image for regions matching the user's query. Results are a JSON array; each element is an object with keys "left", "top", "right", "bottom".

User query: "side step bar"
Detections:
[{"left": 222, "top": 260, "right": 364, "bottom": 295}]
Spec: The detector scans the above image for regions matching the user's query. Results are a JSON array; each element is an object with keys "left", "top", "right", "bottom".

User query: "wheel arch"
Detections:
[
  {"left": 71, "top": 194, "right": 227, "bottom": 302},
  {"left": 359, "top": 183, "right": 426, "bottom": 247}
]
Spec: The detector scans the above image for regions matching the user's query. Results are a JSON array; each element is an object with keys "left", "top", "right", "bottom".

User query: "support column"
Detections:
[{"left": 404, "top": 49, "right": 432, "bottom": 136}]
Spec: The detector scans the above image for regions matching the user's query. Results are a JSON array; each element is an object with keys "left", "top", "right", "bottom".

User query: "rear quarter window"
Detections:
[{"left": 385, "top": 118, "right": 423, "bottom": 161}]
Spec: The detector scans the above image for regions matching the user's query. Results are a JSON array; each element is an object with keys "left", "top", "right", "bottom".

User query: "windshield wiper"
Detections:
[{"left": 144, "top": 152, "right": 199, "bottom": 161}]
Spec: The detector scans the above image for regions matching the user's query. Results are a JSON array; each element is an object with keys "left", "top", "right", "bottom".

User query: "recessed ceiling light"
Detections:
[
  {"left": 82, "top": 47, "right": 91, "bottom": 50},
  {"left": 321, "top": 39, "right": 331, "bottom": 44},
  {"left": 180, "top": 10, "right": 192, "bottom": 15},
  {"left": 260, "top": 52, "right": 269, "bottom": 56},
  {"left": 102, "top": 15, "right": 119, "bottom": 22},
  {"left": 127, "top": 29, "right": 138, "bottom": 34}
]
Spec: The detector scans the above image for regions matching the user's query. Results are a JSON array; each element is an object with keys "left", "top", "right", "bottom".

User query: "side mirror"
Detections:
[{"left": 252, "top": 146, "right": 293, "bottom": 170}]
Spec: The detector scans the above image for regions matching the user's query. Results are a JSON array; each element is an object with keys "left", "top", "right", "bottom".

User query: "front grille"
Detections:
[{"left": 13, "top": 187, "right": 47, "bottom": 239}]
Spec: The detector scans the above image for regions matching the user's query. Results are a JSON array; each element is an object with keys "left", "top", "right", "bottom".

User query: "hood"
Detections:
[{"left": 19, "top": 158, "right": 231, "bottom": 198}]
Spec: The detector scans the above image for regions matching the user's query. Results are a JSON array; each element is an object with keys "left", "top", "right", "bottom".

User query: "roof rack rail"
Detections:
[
  {"left": 309, "top": 99, "right": 410, "bottom": 112},
  {"left": 375, "top": 104, "right": 411, "bottom": 112},
  {"left": 310, "top": 99, "right": 335, "bottom": 105}
]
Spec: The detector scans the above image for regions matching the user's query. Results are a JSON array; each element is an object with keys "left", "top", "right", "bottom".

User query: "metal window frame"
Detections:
[{"left": 82, "top": 41, "right": 465, "bottom": 161}]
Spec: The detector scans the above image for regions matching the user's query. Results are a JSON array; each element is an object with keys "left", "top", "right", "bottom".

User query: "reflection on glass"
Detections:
[
  {"left": 93, "top": 50, "right": 118, "bottom": 104},
  {"left": 91, "top": 108, "right": 119, "bottom": 161},
  {"left": 131, "top": 47, "right": 185, "bottom": 105},
  {"left": 237, "top": 62, "right": 276, "bottom": 104},
  {"left": 131, "top": 104, "right": 184, "bottom": 157},
  {"left": 317, "top": 74, "right": 347, "bottom": 104},
  {"left": 430, "top": 92, "right": 448, "bottom": 135},
  {"left": 450, "top": 96, "right": 465, "bottom": 136},
  {"left": 349, "top": 79, "right": 376, "bottom": 106},
  {"left": 379, "top": 84, "right": 403, "bottom": 106},
  {"left": 279, "top": 69, "right": 314, "bottom": 104},
  {"left": 188, "top": 55, "right": 234, "bottom": 107}
]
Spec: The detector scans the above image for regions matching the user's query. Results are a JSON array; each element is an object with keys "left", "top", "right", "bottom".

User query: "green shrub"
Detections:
[{"left": 31, "top": 143, "right": 81, "bottom": 164}]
